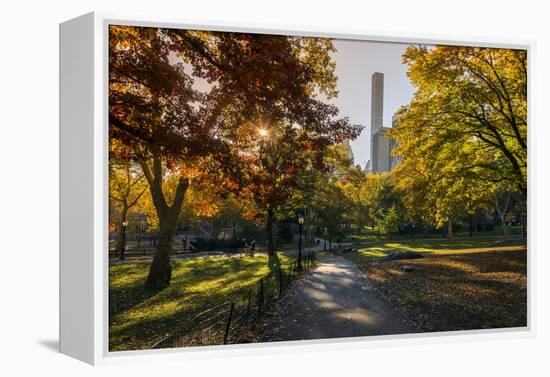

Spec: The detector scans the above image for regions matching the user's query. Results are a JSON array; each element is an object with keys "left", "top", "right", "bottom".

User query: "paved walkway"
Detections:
[{"left": 268, "top": 255, "right": 417, "bottom": 341}]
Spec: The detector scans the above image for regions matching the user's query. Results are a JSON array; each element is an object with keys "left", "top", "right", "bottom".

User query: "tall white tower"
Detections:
[
  {"left": 370, "top": 72, "right": 384, "bottom": 170},
  {"left": 370, "top": 72, "right": 384, "bottom": 138}
]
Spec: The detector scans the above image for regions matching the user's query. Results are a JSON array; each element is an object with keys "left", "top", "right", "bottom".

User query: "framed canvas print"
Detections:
[{"left": 60, "top": 12, "right": 531, "bottom": 365}]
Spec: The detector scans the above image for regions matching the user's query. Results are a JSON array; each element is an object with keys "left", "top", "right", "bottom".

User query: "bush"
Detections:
[
  {"left": 278, "top": 222, "right": 294, "bottom": 242},
  {"left": 190, "top": 238, "right": 246, "bottom": 252},
  {"left": 238, "top": 223, "right": 265, "bottom": 242},
  {"left": 476, "top": 223, "right": 495, "bottom": 232}
]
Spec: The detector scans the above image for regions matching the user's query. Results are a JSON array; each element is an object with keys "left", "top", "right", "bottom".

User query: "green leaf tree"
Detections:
[{"left": 390, "top": 45, "right": 527, "bottom": 237}]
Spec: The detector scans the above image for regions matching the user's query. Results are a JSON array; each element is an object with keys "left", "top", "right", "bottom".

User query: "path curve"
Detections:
[{"left": 265, "top": 255, "right": 417, "bottom": 341}]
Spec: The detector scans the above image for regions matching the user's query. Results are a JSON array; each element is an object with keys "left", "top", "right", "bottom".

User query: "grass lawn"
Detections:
[
  {"left": 344, "top": 225, "right": 524, "bottom": 243},
  {"left": 335, "top": 237, "right": 527, "bottom": 332},
  {"left": 109, "top": 253, "right": 293, "bottom": 351}
]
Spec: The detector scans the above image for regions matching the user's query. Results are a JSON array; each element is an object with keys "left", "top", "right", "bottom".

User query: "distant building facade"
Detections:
[
  {"left": 342, "top": 138, "right": 354, "bottom": 161},
  {"left": 370, "top": 72, "right": 384, "bottom": 137},
  {"left": 390, "top": 114, "right": 402, "bottom": 170},
  {"left": 372, "top": 126, "right": 392, "bottom": 172},
  {"left": 368, "top": 72, "right": 400, "bottom": 173}
]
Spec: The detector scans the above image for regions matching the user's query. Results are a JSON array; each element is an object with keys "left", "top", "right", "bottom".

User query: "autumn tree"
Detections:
[
  {"left": 380, "top": 205, "right": 401, "bottom": 238},
  {"left": 277, "top": 144, "right": 353, "bottom": 246},
  {"left": 308, "top": 144, "right": 361, "bottom": 247},
  {"left": 390, "top": 45, "right": 527, "bottom": 236},
  {"left": 110, "top": 26, "right": 212, "bottom": 289},
  {"left": 233, "top": 120, "right": 360, "bottom": 255},
  {"left": 109, "top": 26, "right": 361, "bottom": 287},
  {"left": 315, "top": 183, "right": 351, "bottom": 248},
  {"left": 109, "top": 157, "right": 147, "bottom": 259},
  {"left": 358, "top": 173, "right": 404, "bottom": 234},
  {"left": 183, "top": 34, "right": 363, "bottom": 256}
]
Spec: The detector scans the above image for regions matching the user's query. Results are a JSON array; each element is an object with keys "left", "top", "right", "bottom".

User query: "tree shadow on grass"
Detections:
[
  {"left": 109, "top": 254, "right": 288, "bottom": 351},
  {"left": 268, "top": 253, "right": 283, "bottom": 273},
  {"left": 366, "top": 249, "right": 527, "bottom": 332},
  {"left": 380, "top": 238, "right": 525, "bottom": 253}
]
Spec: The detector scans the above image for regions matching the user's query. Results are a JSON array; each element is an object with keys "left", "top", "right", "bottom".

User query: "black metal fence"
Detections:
[{"left": 150, "top": 251, "right": 317, "bottom": 349}]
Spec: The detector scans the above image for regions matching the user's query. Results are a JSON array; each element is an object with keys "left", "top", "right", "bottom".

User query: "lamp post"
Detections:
[
  {"left": 297, "top": 216, "right": 304, "bottom": 271},
  {"left": 119, "top": 220, "right": 128, "bottom": 261}
]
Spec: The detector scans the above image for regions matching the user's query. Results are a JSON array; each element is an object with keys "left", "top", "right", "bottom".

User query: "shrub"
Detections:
[{"left": 190, "top": 238, "right": 246, "bottom": 252}]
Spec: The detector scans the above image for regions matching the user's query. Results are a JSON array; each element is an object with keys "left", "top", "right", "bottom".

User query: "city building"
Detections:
[
  {"left": 372, "top": 126, "right": 392, "bottom": 172},
  {"left": 390, "top": 114, "right": 403, "bottom": 170},
  {"left": 370, "top": 72, "right": 384, "bottom": 137},
  {"left": 342, "top": 138, "right": 354, "bottom": 161},
  {"left": 368, "top": 72, "right": 400, "bottom": 173}
]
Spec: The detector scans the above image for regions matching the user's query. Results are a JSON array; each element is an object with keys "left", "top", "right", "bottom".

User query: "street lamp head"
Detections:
[
  {"left": 298, "top": 216, "right": 304, "bottom": 225},
  {"left": 122, "top": 220, "right": 128, "bottom": 227}
]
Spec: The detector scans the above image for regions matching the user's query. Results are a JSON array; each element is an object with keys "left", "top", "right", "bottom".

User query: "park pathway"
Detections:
[{"left": 267, "top": 255, "right": 417, "bottom": 341}]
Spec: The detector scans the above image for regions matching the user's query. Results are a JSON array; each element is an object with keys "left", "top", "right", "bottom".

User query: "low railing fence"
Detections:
[{"left": 151, "top": 251, "right": 317, "bottom": 349}]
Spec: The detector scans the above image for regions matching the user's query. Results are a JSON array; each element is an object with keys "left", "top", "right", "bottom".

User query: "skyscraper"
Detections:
[
  {"left": 368, "top": 72, "right": 400, "bottom": 173},
  {"left": 370, "top": 72, "right": 384, "bottom": 138},
  {"left": 370, "top": 72, "right": 390, "bottom": 172}
]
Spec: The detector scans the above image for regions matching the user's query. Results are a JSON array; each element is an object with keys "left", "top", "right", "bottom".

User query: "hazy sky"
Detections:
[{"left": 330, "top": 40, "right": 416, "bottom": 168}]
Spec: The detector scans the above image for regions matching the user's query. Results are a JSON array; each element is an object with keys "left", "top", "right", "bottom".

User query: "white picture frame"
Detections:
[{"left": 59, "top": 11, "right": 534, "bottom": 365}]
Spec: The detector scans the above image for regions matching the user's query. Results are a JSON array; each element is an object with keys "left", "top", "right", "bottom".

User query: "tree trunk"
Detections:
[
  {"left": 493, "top": 192, "right": 511, "bottom": 236},
  {"left": 266, "top": 208, "right": 275, "bottom": 256},
  {"left": 145, "top": 217, "right": 177, "bottom": 290},
  {"left": 306, "top": 207, "right": 315, "bottom": 246},
  {"left": 138, "top": 153, "right": 189, "bottom": 290},
  {"left": 115, "top": 204, "right": 129, "bottom": 259},
  {"left": 447, "top": 219, "right": 453, "bottom": 240},
  {"left": 523, "top": 213, "right": 527, "bottom": 239}
]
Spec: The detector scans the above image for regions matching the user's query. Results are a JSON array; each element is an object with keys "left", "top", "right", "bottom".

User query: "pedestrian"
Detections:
[{"left": 250, "top": 240, "right": 255, "bottom": 257}]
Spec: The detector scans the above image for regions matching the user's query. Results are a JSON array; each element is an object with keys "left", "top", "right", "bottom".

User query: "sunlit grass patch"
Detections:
[
  {"left": 338, "top": 237, "right": 526, "bottom": 267},
  {"left": 109, "top": 253, "right": 293, "bottom": 351}
]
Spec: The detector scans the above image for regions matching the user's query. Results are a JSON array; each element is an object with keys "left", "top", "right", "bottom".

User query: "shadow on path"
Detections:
[{"left": 270, "top": 255, "right": 418, "bottom": 341}]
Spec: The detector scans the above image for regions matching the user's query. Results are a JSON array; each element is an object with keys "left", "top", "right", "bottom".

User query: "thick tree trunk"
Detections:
[
  {"left": 145, "top": 218, "right": 177, "bottom": 290},
  {"left": 138, "top": 154, "right": 189, "bottom": 290},
  {"left": 266, "top": 208, "right": 275, "bottom": 256}
]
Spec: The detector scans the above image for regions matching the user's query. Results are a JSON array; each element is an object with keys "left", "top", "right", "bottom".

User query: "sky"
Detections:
[{"left": 329, "top": 40, "right": 416, "bottom": 168}]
